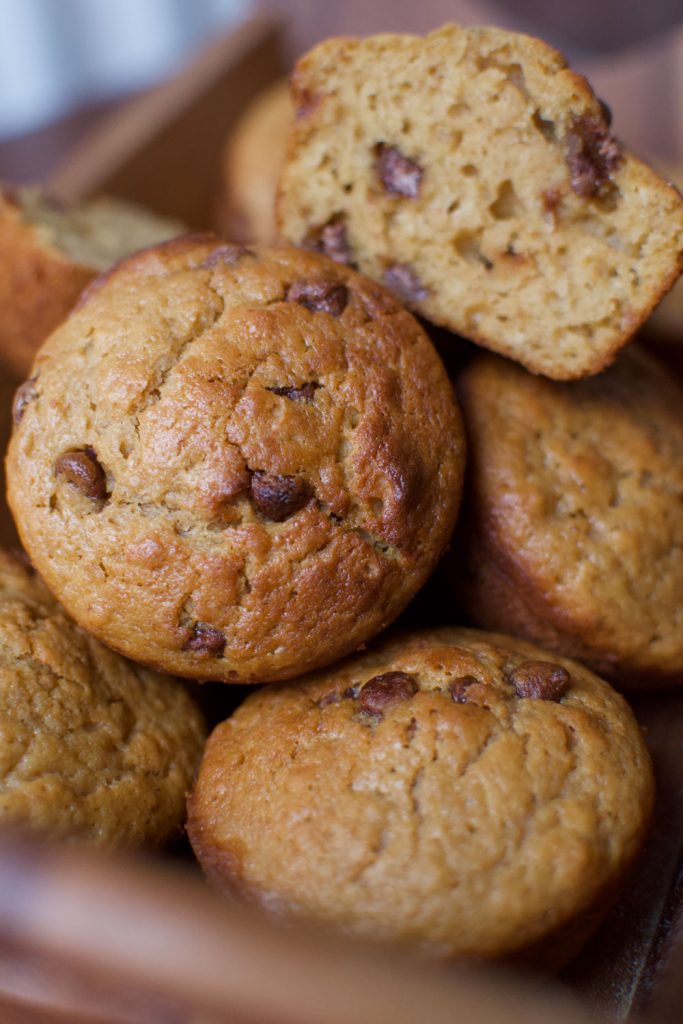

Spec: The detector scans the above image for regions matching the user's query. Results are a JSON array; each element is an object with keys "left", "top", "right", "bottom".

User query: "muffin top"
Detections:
[
  {"left": 455, "top": 346, "right": 683, "bottom": 684},
  {"left": 188, "top": 627, "right": 653, "bottom": 960},
  {"left": 8, "top": 237, "right": 464, "bottom": 683},
  {"left": 0, "top": 550, "right": 205, "bottom": 845}
]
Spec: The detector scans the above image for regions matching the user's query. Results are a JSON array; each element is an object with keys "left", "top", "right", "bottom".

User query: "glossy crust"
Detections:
[
  {"left": 188, "top": 627, "right": 654, "bottom": 963},
  {"left": 0, "top": 189, "right": 96, "bottom": 377},
  {"left": 7, "top": 236, "right": 464, "bottom": 683},
  {"left": 0, "top": 550, "right": 205, "bottom": 845},
  {"left": 218, "top": 78, "right": 292, "bottom": 244},
  {"left": 277, "top": 24, "right": 683, "bottom": 379},
  {"left": 453, "top": 347, "right": 683, "bottom": 687}
]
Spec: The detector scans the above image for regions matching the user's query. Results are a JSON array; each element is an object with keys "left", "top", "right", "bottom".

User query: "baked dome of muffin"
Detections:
[{"left": 7, "top": 236, "right": 464, "bottom": 683}]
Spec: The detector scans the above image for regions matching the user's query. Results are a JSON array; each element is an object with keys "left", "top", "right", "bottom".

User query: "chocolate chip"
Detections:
[
  {"left": 12, "top": 379, "right": 38, "bottom": 424},
  {"left": 54, "top": 447, "right": 107, "bottom": 502},
  {"left": 303, "top": 215, "right": 353, "bottom": 265},
  {"left": 448, "top": 675, "right": 479, "bottom": 704},
  {"left": 566, "top": 114, "right": 622, "bottom": 199},
  {"left": 384, "top": 263, "right": 428, "bottom": 303},
  {"left": 250, "top": 471, "right": 312, "bottom": 522},
  {"left": 269, "top": 382, "right": 320, "bottom": 403},
  {"left": 375, "top": 144, "right": 423, "bottom": 198},
  {"left": 184, "top": 622, "right": 226, "bottom": 656},
  {"left": 343, "top": 685, "right": 361, "bottom": 699},
  {"left": 358, "top": 671, "right": 418, "bottom": 716},
  {"left": 286, "top": 278, "right": 349, "bottom": 317},
  {"left": 202, "top": 244, "right": 252, "bottom": 268},
  {"left": 508, "top": 661, "right": 570, "bottom": 702}
]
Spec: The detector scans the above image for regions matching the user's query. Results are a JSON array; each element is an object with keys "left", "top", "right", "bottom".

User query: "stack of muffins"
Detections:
[{"left": 3, "top": 23, "right": 683, "bottom": 969}]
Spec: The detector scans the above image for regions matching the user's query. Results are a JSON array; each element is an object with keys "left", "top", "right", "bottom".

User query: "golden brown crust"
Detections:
[
  {"left": 187, "top": 627, "right": 654, "bottom": 962},
  {"left": 278, "top": 24, "right": 683, "bottom": 379},
  {"left": 0, "top": 549, "right": 206, "bottom": 845},
  {"left": 452, "top": 347, "right": 683, "bottom": 687},
  {"left": 7, "top": 237, "right": 465, "bottom": 684},
  {"left": 0, "top": 190, "right": 96, "bottom": 377},
  {"left": 0, "top": 187, "right": 186, "bottom": 378},
  {"left": 218, "top": 79, "right": 292, "bottom": 245}
]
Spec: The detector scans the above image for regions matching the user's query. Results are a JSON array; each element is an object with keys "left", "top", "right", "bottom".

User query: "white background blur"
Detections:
[{"left": 0, "top": 0, "right": 251, "bottom": 140}]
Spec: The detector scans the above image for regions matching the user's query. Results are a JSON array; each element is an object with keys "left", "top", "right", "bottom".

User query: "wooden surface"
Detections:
[{"left": 0, "top": 837, "right": 605, "bottom": 1024}]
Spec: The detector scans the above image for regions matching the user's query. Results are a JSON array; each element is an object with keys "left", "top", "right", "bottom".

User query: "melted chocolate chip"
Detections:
[
  {"left": 250, "top": 471, "right": 312, "bottom": 522},
  {"left": 448, "top": 675, "right": 479, "bottom": 704},
  {"left": 184, "top": 622, "right": 226, "bottom": 656},
  {"left": 202, "top": 244, "right": 252, "bottom": 268},
  {"left": 286, "top": 278, "right": 349, "bottom": 317},
  {"left": 508, "top": 661, "right": 570, "bottom": 702},
  {"left": 375, "top": 144, "right": 423, "bottom": 198},
  {"left": 383, "top": 263, "right": 428, "bottom": 304},
  {"left": 303, "top": 215, "right": 353, "bottom": 265},
  {"left": 566, "top": 114, "right": 622, "bottom": 198},
  {"left": 12, "top": 379, "right": 38, "bottom": 425},
  {"left": 358, "top": 671, "right": 418, "bottom": 716},
  {"left": 269, "top": 382, "right": 320, "bottom": 403},
  {"left": 54, "top": 447, "right": 107, "bottom": 502}
]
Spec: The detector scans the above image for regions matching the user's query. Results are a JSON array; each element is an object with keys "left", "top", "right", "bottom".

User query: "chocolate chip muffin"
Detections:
[
  {"left": 0, "top": 550, "right": 205, "bottom": 845},
  {"left": 218, "top": 78, "right": 292, "bottom": 244},
  {"left": 453, "top": 347, "right": 683, "bottom": 687},
  {"left": 0, "top": 186, "right": 184, "bottom": 378},
  {"left": 7, "top": 236, "right": 464, "bottom": 684},
  {"left": 187, "top": 627, "right": 654, "bottom": 964},
  {"left": 277, "top": 24, "right": 683, "bottom": 379}
]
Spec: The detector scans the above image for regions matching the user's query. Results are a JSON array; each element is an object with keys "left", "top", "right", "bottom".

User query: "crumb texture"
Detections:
[
  {"left": 455, "top": 346, "right": 683, "bottom": 685},
  {"left": 0, "top": 551, "right": 205, "bottom": 845},
  {"left": 7, "top": 237, "right": 464, "bottom": 683},
  {"left": 188, "top": 627, "right": 654, "bottom": 960},
  {"left": 278, "top": 24, "right": 683, "bottom": 378}
]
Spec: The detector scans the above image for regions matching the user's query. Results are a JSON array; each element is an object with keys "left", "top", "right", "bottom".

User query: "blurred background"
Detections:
[{"left": 0, "top": 0, "right": 682, "bottom": 183}]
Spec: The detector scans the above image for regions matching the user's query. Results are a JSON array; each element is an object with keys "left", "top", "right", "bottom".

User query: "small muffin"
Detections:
[
  {"left": 0, "top": 550, "right": 205, "bottom": 845},
  {"left": 277, "top": 24, "right": 683, "bottom": 379},
  {"left": 0, "top": 186, "right": 184, "bottom": 377},
  {"left": 218, "top": 78, "right": 292, "bottom": 244},
  {"left": 7, "top": 236, "right": 464, "bottom": 684},
  {"left": 188, "top": 627, "right": 654, "bottom": 964},
  {"left": 453, "top": 347, "right": 683, "bottom": 687}
]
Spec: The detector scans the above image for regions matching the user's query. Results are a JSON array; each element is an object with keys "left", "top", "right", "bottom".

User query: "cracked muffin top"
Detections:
[
  {"left": 7, "top": 236, "right": 464, "bottom": 683},
  {"left": 0, "top": 550, "right": 205, "bottom": 845},
  {"left": 187, "top": 627, "right": 653, "bottom": 962},
  {"left": 453, "top": 346, "right": 683, "bottom": 687}
]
